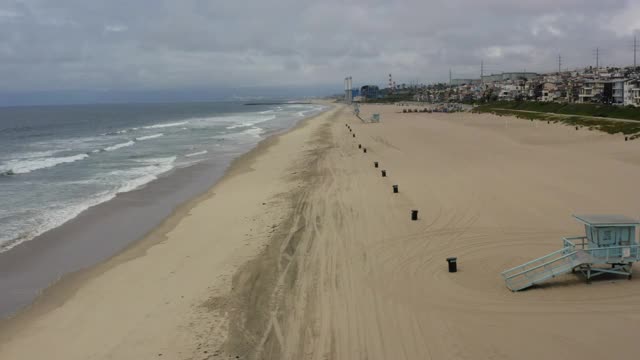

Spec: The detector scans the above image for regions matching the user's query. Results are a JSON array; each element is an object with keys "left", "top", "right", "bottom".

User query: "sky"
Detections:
[{"left": 1, "top": 0, "right": 640, "bottom": 105}]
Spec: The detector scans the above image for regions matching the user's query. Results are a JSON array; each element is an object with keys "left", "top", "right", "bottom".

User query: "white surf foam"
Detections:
[
  {"left": 244, "top": 127, "right": 265, "bottom": 138},
  {"left": 185, "top": 150, "right": 208, "bottom": 157},
  {"left": 0, "top": 153, "right": 89, "bottom": 174},
  {"left": 0, "top": 156, "right": 178, "bottom": 252},
  {"left": 114, "top": 156, "right": 177, "bottom": 193},
  {"left": 4, "top": 150, "right": 59, "bottom": 160},
  {"left": 143, "top": 121, "right": 188, "bottom": 129},
  {"left": 135, "top": 133, "right": 164, "bottom": 141},
  {"left": 225, "top": 115, "right": 276, "bottom": 129},
  {"left": 0, "top": 191, "right": 114, "bottom": 252},
  {"left": 104, "top": 141, "right": 135, "bottom": 151}
]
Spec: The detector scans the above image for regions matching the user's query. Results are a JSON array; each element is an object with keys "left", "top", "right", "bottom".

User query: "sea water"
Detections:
[{"left": 0, "top": 101, "right": 326, "bottom": 252}]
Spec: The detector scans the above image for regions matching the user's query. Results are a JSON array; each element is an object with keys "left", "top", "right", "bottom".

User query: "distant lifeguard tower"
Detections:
[{"left": 502, "top": 214, "right": 640, "bottom": 291}]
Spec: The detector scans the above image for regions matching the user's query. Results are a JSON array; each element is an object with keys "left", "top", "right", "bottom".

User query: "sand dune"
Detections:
[{"left": 2, "top": 103, "right": 640, "bottom": 359}]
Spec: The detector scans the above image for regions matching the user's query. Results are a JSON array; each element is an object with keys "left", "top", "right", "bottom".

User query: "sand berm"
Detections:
[{"left": 2, "top": 103, "right": 640, "bottom": 359}]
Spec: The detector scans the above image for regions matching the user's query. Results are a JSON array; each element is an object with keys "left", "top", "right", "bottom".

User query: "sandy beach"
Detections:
[{"left": 3, "top": 103, "right": 640, "bottom": 359}]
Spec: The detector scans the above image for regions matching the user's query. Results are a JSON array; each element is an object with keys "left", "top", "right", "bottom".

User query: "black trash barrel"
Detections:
[
  {"left": 353, "top": 134, "right": 356, "bottom": 138},
  {"left": 393, "top": 185, "right": 398, "bottom": 193},
  {"left": 411, "top": 210, "right": 418, "bottom": 220},
  {"left": 446, "top": 257, "right": 457, "bottom": 272},
  {"left": 374, "top": 161, "right": 379, "bottom": 168},
  {"left": 363, "top": 148, "right": 367, "bottom": 153},
  {"left": 358, "top": 144, "right": 362, "bottom": 149},
  {"left": 381, "top": 170, "right": 386, "bottom": 177}
]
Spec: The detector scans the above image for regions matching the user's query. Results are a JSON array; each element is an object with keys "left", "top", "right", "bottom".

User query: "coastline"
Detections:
[
  {"left": 5, "top": 103, "right": 640, "bottom": 359},
  {"left": 0, "top": 102, "right": 335, "bottom": 325},
  {"left": 0, "top": 102, "right": 331, "bottom": 319}
]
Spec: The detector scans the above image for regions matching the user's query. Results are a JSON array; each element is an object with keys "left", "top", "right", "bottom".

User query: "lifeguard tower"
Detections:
[{"left": 502, "top": 214, "right": 640, "bottom": 291}]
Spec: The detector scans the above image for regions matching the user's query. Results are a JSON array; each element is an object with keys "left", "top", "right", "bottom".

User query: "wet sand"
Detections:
[
  {"left": 3, "top": 103, "right": 640, "bottom": 359},
  {"left": 0, "top": 157, "right": 231, "bottom": 318}
]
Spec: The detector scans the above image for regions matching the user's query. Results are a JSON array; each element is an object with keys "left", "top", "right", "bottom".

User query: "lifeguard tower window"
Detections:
[{"left": 576, "top": 214, "right": 638, "bottom": 248}]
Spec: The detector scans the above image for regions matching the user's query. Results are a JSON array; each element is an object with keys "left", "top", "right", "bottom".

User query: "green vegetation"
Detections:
[
  {"left": 474, "top": 102, "right": 640, "bottom": 139},
  {"left": 476, "top": 101, "right": 640, "bottom": 121},
  {"left": 362, "top": 93, "right": 415, "bottom": 103}
]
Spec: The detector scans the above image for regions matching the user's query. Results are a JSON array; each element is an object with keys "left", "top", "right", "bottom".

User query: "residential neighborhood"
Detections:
[{"left": 355, "top": 66, "right": 640, "bottom": 107}]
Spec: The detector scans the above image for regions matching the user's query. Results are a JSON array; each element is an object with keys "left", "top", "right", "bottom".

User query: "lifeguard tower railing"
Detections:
[{"left": 502, "top": 236, "right": 640, "bottom": 291}]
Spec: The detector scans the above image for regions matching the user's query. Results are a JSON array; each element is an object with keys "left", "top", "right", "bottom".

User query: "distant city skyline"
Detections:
[{"left": 1, "top": 0, "right": 639, "bottom": 105}]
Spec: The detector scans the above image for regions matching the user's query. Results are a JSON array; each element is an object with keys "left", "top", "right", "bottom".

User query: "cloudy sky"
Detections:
[{"left": 1, "top": 0, "right": 639, "bottom": 104}]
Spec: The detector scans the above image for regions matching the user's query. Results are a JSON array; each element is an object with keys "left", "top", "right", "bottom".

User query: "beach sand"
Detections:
[{"left": 3, "top": 103, "right": 640, "bottom": 359}]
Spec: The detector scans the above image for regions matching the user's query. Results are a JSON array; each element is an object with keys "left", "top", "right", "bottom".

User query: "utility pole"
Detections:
[
  {"left": 449, "top": 68, "right": 452, "bottom": 85},
  {"left": 594, "top": 48, "right": 600, "bottom": 68},
  {"left": 558, "top": 54, "right": 562, "bottom": 74},
  {"left": 481, "top": 60, "right": 484, "bottom": 84},
  {"left": 634, "top": 36, "right": 637, "bottom": 69}
]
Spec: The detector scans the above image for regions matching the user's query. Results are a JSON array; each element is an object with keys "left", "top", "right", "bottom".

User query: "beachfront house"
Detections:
[
  {"left": 612, "top": 79, "right": 626, "bottom": 104},
  {"left": 578, "top": 80, "right": 610, "bottom": 103},
  {"left": 624, "top": 79, "right": 640, "bottom": 106},
  {"left": 540, "top": 82, "right": 558, "bottom": 102}
]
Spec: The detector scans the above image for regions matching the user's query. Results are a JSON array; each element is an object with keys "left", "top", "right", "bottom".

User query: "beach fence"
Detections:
[{"left": 502, "top": 214, "right": 640, "bottom": 291}]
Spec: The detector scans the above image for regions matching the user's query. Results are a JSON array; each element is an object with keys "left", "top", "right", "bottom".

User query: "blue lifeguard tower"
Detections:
[{"left": 502, "top": 214, "right": 640, "bottom": 291}]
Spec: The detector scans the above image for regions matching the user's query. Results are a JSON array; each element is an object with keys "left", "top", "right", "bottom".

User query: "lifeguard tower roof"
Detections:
[{"left": 573, "top": 214, "right": 639, "bottom": 227}]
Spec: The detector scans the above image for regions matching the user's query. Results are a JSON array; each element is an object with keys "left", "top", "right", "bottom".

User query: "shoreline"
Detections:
[
  {"left": 0, "top": 102, "right": 333, "bottom": 320},
  {"left": 5, "top": 104, "right": 640, "bottom": 359},
  {"left": 0, "top": 102, "right": 340, "bottom": 359}
]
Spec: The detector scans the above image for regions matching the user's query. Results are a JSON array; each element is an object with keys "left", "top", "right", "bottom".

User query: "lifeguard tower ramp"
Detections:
[{"left": 502, "top": 214, "right": 640, "bottom": 291}]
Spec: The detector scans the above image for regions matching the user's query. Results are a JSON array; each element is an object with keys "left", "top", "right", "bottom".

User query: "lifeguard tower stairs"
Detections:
[{"left": 502, "top": 215, "right": 640, "bottom": 291}]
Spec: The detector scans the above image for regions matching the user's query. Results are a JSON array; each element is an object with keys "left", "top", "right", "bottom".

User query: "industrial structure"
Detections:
[
  {"left": 360, "top": 85, "right": 380, "bottom": 99},
  {"left": 344, "top": 76, "right": 353, "bottom": 104},
  {"left": 502, "top": 214, "right": 640, "bottom": 291}
]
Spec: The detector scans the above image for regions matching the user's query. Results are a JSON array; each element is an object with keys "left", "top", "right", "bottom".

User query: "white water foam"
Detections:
[
  {"left": 135, "top": 133, "right": 164, "bottom": 141},
  {"left": 0, "top": 156, "right": 177, "bottom": 252},
  {"left": 225, "top": 115, "right": 276, "bottom": 129},
  {"left": 0, "top": 153, "right": 89, "bottom": 175},
  {"left": 143, "top": 121, "right": 189, "bottom": 129},
  {"left": 113, "top": 156, "right": 177, "bottom": 193},
  {"left": 0, "top": 150, "right": 59, "bottom": 161},
  {"left": 185, "top": 150, "right": 208, "bottom": 157},
  {"left": 244, "top": 127, "right": 265, "bottom": 138},
  {"left": 104, "top": 141, "right": 135, "bottom": 151}
]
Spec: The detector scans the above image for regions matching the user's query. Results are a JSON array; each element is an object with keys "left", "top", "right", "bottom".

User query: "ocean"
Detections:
[
  {"left": 0, "top": 101, "right": 326, "bottom": 253},
  {"left": 0, "top": 100, "right": 327, "bottom": 317}
]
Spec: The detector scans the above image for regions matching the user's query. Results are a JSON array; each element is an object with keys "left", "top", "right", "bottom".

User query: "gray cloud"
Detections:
[{"left": 0, "top": 0, "right": 639, "bottom": 98}]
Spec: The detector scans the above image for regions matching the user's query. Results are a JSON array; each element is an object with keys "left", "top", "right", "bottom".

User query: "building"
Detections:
[
  {"left": 540, "top": 82, "right": 558, "bottom": 102},
  {"left": 450, "top": 78, "right": 480, "bottom": 86},
  {"left": 612, "top": 79, "right": 626, "bottom": 104},
  {"left": 360, "top": 85, "right": 380, "bottom": 99},
  {"left": 579, "top": 80, "right": 605, "bottom": 103},
  {"left": 624, "top": 79, "right": 640, "bottom": 106},
  {"left": 482, "top": 72, "right": 539, "bottom": 83}
]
